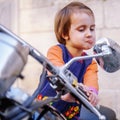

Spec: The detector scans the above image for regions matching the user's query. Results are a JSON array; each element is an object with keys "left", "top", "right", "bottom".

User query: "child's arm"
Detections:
[
  {"left": 82, "top": 60, "right": 99, "bottom": 106},
  {"left": 83, "top": 60, "right": 99, "bottom": 91}
]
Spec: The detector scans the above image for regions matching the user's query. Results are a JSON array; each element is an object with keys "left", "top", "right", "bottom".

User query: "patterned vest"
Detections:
[{"left": 39, "top": 44, "right": 92, "bottom": 120}]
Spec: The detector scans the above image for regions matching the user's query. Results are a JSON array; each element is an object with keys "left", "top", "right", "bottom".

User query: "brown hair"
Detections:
[{"left": 54, "top": 1, "right": 94, "bottom": 44}]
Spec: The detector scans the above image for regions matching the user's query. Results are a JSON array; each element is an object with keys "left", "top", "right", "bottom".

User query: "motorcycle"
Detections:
[{"left": 0, "top": 24, "right": 120, "bottom": 120}]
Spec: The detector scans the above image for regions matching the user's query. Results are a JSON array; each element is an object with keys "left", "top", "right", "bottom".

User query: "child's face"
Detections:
[{"left": 65, "top": 12, "right": 96, "bottom": 51}]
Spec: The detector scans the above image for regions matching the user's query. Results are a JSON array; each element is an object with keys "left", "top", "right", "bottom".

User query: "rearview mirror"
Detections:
[{"left": 93, "top": 38, "right": 120, "bottom": 73}]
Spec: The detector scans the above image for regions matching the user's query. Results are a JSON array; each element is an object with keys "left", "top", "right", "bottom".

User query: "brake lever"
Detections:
[{"left": 76, "top": 85, "right": 89, "bottom": 101}]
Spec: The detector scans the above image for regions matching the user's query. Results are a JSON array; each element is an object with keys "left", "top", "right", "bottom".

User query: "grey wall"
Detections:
[{"left": 0, "top": 0, "right": 120, "bottom": 119}]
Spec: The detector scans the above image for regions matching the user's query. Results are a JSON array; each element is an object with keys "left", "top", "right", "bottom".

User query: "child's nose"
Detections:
[{"left": 86, "top": 30, "right": 92, "bottom": 37}]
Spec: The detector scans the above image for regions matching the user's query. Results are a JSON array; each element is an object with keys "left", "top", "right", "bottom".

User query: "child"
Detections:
[
  {"left": 38, "top": 1, "right": 98, "bottom": 120},
  {"left": 37, "top": 1, "right": 116, "bottom": 120}
]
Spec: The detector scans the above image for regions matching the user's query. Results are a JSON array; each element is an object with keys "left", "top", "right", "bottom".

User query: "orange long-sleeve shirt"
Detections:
[{"left": 47, "top": 45, "right": 99, "bottom": 91}]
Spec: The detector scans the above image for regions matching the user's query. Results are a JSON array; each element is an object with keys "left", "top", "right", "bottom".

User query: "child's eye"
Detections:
[
  {"left": 79, "top": 29, "right": 84, "bottom": 32},
  {"left": 78, "top": 28, "right": 85, "bottom": 32},
  {"left": 90, "top": 28, "right": 95, "bottom": 31},
  {"left": 90, "top": 26, "right": 95, "bottom": 31}
]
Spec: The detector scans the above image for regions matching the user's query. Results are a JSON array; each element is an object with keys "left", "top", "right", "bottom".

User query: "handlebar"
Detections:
[{"left": 30, "top": 48, "right": 108, "bottom": 120}]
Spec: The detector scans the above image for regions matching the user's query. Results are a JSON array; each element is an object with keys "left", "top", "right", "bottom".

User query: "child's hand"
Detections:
[
  {"left": 61, "top": 83, "right": 99, "bottom": 106},
  {"left": 61, "top": 93, "right": 77, "bottom": 103},
  {"left": 78, "top": 83, "right": 99, "bottom": 106},
  {"left": 86, "top": 90, "right": 99, "bottom": 106}
]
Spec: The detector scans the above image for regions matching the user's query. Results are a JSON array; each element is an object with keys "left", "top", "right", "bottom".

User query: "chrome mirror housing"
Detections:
[{"left": 93, "top": 38, "right": 120, "bottom": 73}]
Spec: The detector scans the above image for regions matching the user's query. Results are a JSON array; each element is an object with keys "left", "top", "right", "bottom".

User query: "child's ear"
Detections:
[{"left": 62, "top": 33, "right": 69, "bottom": 40}]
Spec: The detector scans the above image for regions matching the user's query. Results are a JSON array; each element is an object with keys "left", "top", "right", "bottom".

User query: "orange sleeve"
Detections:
[
  {"left": 47, "top": 45, "right": 65, "bottom": 66},
  {"left": 83, "top": 60, "right": 99, "bottom": 91}
]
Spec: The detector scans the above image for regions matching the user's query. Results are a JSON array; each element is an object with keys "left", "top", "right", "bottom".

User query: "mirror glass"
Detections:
[{"left": 93, "top": 38, "right": 120, "bottom": 73}]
